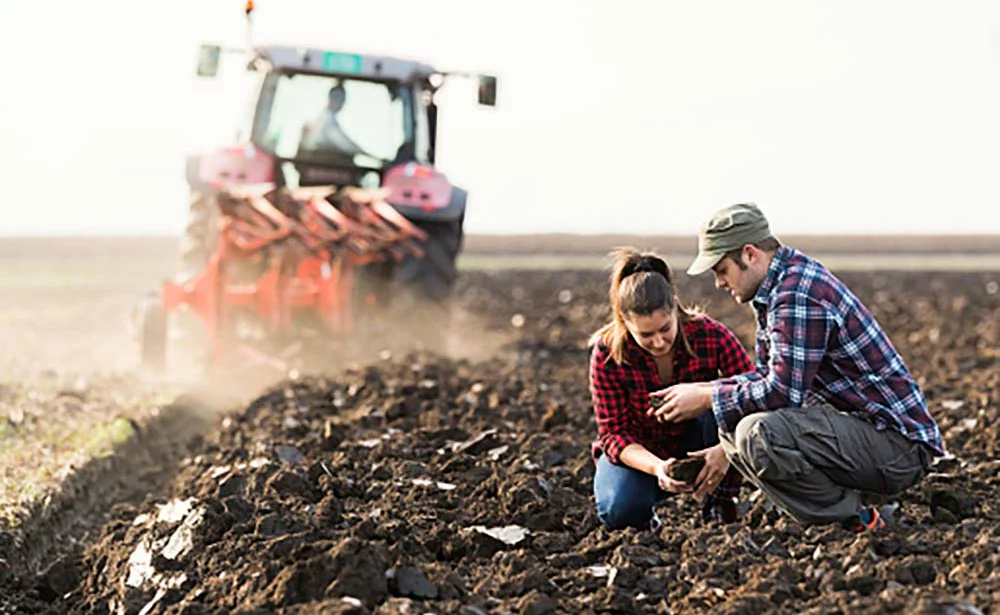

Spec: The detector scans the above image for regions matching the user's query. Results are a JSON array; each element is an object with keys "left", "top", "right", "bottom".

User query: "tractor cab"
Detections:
[{"left": 194, "top": 44, "right": 497, "bottom": 194}]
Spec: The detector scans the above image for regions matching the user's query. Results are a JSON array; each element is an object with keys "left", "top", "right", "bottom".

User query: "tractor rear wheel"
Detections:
[
  {"left": 178, "top": 190, "right": 219, "bottom": 282},
  {"left": 353, "top": 216, "right": 463, "bottom": 317},
  {"left": 396, "top": 217, "right": 463, "bottom": 303},
  {"left": 374, "top": 218, "right": 463, "bottom": 350}
]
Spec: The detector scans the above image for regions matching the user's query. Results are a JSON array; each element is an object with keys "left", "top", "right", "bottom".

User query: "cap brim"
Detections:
[{"left": 686, "top": 252, "right": 724, "bottom": 276}]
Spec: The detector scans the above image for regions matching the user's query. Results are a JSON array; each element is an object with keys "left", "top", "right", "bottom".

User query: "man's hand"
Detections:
[
  {"left": 654, "top": 458, "right": 694, "bottom": 494},
  {"left": 647, "top": 383, "right": 711, "bottom": 423},
  {"left": 689, "top": 444, "right": 730, "bottom": 501}
]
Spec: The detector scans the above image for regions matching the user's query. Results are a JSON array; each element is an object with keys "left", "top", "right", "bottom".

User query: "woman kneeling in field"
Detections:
[{"left": 589, "top": 249, "right": 753, "bottom": 529}]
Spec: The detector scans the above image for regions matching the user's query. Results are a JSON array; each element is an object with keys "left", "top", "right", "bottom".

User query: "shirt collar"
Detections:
[
  {"left": 752, "top": 245, "right": 793, "bottom": 307},
  {"left": 624, "top": 334, "right": 648, "bottom": 361}
]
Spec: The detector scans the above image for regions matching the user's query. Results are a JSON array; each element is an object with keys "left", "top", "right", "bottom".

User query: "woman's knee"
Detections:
[
  {"left": 596, "top": 489, "right": 654, "bottom": 530},
  {"left": 593, "top": 460, "right": 658, "bottom": 529}
]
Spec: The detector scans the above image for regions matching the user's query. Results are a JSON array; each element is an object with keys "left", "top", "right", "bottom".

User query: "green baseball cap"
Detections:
[{"left": 687, "top": 202, "right": 773, "bottom": 275}]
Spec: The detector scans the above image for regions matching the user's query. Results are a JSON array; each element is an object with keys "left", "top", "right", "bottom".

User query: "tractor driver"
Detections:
[{"left": 300, "top": 85, "right": 371, "bottom": 164}]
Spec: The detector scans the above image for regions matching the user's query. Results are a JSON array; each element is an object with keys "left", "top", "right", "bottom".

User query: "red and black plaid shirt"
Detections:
[{"left": 589, "top": 314, "right": 754, "bottom": 505}]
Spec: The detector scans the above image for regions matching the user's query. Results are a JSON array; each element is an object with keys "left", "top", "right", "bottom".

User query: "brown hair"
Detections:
[
  {"left": 723, "top": 236, "right": 782, "bottom": 270},
  {"left": 589, "top": 248, "right": 700, "bottom": 365}
]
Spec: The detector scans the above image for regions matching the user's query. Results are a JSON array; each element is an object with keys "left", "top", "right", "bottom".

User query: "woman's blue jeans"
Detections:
[{"left": 593, "top": 411, "right": 721, "bottom": 530}]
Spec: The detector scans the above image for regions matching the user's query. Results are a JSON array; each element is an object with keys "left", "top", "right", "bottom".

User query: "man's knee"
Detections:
[
  {"left": 734, "top": 413, "right": 769, "bottom": 455},
  {"left": 596, "top": 488, "right": 653, "bottom": 530},
  {"left": 733, "top": 412, "right": 787, "bottom": 475}
]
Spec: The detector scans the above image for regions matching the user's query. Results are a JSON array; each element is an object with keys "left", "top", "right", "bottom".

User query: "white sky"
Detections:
[{"left": 1, "top": 0, "right": 998, "bottom": 236}]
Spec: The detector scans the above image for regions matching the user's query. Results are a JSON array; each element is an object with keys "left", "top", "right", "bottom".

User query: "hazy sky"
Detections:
[{"left": 1, "top": 1, "right": 998, "bottom": 236}]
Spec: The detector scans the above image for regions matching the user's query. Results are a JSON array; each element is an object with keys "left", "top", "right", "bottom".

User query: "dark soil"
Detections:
[
  {"left": 0, "top": 397, "right": 209, "bottom": 613},
  {"left": 7, "top": 269, "right": 1000, "bottom": 614}
]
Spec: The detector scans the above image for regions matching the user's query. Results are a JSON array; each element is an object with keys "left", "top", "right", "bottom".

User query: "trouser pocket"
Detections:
[{"left": 745, "top": 408, "right": 839, "bottom": 482}]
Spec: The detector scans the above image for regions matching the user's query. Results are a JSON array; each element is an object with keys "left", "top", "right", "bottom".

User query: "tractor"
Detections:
[{"left": 136, "top": 2, "right": 497, "bottom": 375}]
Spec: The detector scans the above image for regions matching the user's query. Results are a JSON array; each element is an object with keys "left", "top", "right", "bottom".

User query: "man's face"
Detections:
[{"left": 712, "top": 249, "right": 764, "bottom": 303}]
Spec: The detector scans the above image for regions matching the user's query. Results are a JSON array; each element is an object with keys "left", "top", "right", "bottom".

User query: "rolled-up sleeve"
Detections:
[
  {"left": 589, "top": 346, "right": 637, "bottom": 464},
  {"left": 712, "top": 291, "right": 834, "bottom": 433}
]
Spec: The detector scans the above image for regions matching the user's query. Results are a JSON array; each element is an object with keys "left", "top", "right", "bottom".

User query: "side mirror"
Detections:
[
  {"left": 197, "top": 44, "right": 222, "bottom": 78},
  {"left": 477, "top": 75, "right": 498, "bottom": 107}
]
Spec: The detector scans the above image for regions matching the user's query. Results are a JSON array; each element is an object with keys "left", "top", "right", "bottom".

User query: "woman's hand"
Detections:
[
  {"left": 647, "top": 383, "right": 711, "bottom": 423},
  {"left": 654, "top": 458, "right": 694, "bottom": 494},
  {"left": 689, "top": 445, "right": 730, "bottom": 501}
]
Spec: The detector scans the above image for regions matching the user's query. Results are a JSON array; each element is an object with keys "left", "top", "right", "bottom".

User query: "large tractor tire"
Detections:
[
  {"left": 347, "top": 217, "right": 462, "bottom": 335},
  {"left": 177, "top": 189, "right": 219, "bottom": 282},
  {"left": 394, "top": 216, "right": 463, "bottom": 303}
]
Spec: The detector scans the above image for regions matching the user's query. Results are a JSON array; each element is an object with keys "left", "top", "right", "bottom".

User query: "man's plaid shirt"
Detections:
[
  {"left": 590, "top": 315, "right": 754, "bottom": 506},
  {"left": 711, "top": 246, "right": 945, "bottom": 456}
]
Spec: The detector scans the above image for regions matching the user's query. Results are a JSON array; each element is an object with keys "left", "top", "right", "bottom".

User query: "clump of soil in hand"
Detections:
[{"left": 668, "top": 457, "right": 705, "bottom": 484}]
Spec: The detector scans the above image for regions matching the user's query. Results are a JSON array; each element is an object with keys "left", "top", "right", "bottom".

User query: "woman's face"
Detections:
[{"left": 624, "top": 308, "right": 678, "bottom": 357}]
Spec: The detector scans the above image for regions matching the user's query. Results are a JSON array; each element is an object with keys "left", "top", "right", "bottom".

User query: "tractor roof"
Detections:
[{"left": 254, "top": 45, "right": 439, "bottom": 82}]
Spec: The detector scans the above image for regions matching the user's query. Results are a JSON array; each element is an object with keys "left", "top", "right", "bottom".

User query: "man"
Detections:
[
  {"left": 300, "top": 85, "right": 368, "bottom": 163},
  {"left": 648, "top": 202, "right": 944, "bottom": 532}
]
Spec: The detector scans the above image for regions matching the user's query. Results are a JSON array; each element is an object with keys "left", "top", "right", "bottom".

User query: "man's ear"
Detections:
[{"left": 743, "top": 244, "right": 756, "bottom": 266}]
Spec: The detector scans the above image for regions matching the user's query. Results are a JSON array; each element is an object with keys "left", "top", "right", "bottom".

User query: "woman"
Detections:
[{"left": 589, "top": 248, "right": 753, "bottom": 529}]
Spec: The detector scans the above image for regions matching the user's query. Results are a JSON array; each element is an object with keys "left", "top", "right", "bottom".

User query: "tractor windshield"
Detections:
[{"left": 253, "top": 72, "right": 422, "bottom": 170}]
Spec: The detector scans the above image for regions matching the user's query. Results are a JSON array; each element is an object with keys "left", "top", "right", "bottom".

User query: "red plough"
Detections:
[{"left": 142, "top": 185, "right": 428, "bottom": 374}]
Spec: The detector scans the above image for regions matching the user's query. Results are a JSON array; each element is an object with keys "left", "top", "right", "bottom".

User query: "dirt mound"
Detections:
[{"left": 9, "top": 269, "right": 1000, "bottom": 613}]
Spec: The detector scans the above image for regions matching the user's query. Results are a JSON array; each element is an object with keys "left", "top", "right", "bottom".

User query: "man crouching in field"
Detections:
[{"left": 647, "top": 203, "right": 945, "bottom": 532}]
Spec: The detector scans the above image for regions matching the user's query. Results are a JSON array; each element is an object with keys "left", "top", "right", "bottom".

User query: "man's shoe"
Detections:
[{"left": 841, "top": 505, "right": 886, "bottom": 533}]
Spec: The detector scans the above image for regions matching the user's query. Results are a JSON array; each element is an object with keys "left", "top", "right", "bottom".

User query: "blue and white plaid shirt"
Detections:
[{"left": 711, "top": 246, "right": 945, "bottom": 456}]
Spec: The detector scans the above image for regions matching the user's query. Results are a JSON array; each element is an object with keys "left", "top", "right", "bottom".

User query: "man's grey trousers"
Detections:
[{"left": 719, "top": 406, "right": 934, "bottom": 524}]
